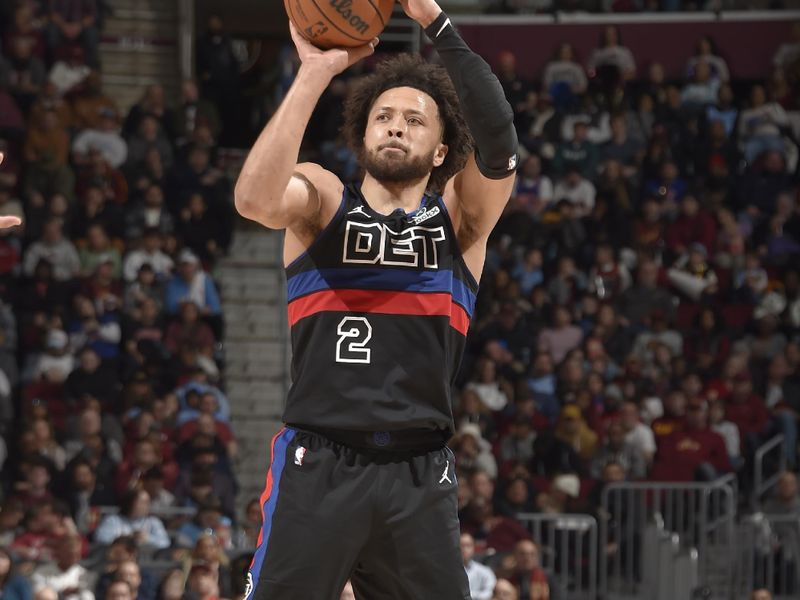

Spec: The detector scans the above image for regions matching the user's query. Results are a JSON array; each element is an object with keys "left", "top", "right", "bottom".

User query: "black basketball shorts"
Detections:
[{"left": 243, "top": 426, "right": 471, "bottom": 600}]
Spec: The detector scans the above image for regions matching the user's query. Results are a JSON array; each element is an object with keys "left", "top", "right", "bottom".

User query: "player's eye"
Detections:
[
  {"left": 408, "top": 117, "right": 422, "bottom": 126},
  {"left": 376, "top": 114, "right": 389, "bottom": 121}
]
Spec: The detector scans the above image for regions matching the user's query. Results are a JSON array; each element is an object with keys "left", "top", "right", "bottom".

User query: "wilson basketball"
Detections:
[{"left": 285, "top": 0, "right": 395, "bottom": 49}]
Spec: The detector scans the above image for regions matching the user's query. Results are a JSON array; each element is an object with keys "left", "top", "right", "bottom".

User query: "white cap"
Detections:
[{"left": 552, "top": 474, "right": 580, "bottom": 498}]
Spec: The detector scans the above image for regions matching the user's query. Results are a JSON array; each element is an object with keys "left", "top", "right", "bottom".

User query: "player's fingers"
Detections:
[
  {"left": 288, "top": 22, "right": 311, "bottom": 50},
  {"left": 0, "top": 216, "right": 21, "bottom": 228},
  {"left": 0, "top": 152, "right": 4, "bottom": 165},
  {"left": 348, "top": 37, "right": 378, "bottom": 64}
]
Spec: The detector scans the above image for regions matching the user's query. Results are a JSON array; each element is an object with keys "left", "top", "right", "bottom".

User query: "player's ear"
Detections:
[{"left": 433, "top": 143, "right": 448, "bottom": 168}]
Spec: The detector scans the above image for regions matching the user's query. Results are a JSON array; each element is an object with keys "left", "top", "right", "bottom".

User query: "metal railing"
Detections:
[
  {"left": 736, "top": 514, "right": 800, "bottom": 600},
  {"left": 599, "top": 475, "right": 737, "bottom": 600},
  {"left": 517, "top": 513, "right": 598, "bottom": 600},
  {"left": 753, "top": 434, "right": 787, "bottom": 510}
]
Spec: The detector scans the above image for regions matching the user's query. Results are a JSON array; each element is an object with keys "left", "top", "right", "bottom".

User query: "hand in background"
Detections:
[{"left": 0, "top": 153, "right": 22, "bottom": 229}]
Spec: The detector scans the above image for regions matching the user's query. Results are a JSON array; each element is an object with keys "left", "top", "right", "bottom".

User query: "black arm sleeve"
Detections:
[{"left": 424, "top": 12, "right": 519, "bottom": 179}]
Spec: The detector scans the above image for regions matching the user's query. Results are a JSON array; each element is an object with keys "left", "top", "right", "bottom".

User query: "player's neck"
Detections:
[{"left": 360, "top": 175, "right": 430, "bottom": 216}]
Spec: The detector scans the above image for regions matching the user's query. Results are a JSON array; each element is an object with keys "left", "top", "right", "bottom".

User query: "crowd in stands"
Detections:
[
  {"left": 482, "top": 0, "right": 794, "bottom": 14},
  {"left": 443, "top": 23, "right": 800, "bottom": 600},
  {"left": 0, "top": 2, "right": 246, "bottom": 599}
]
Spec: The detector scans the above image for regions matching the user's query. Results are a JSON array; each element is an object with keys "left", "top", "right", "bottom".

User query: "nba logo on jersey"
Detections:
[{"left": 294, "top": 446, "right": 307, "bottom": 466}]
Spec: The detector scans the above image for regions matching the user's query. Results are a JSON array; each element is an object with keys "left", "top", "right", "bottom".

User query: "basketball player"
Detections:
[
  {"left": 235, "top": 0, "right": 517, "bottom": 597},
  {"left": 0, "top": 153, "right": 22, "bottom": 229}
]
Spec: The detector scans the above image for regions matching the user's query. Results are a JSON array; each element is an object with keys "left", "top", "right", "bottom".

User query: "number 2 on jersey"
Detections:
[{"left": 336, "top": 317, "right": 372, "bottom": 364}]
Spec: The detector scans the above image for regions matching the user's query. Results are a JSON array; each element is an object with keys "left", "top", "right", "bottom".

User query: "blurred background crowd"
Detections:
[{"left": 0, "top": 1, "right": 797, "bottom": 600}]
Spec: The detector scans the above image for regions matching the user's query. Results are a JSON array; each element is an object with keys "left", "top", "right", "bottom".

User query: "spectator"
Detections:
[
  {"left": 543, "top": 43, "right": 587, "bottom": 99},
  {"left": 164, "top": 249, "right": 221, "bottom": 317},
  {"left": 553, "top": 121, "right": 597, "bottom": 179},
  {"left": 23, "top": 110, "right": 73, "bottom": 199},
  {"left": 510, "top": 157, "right": 553, "bottom": 221},
  {"left": 123, "top": 184, "right": 174, "bottom": 241},
  {"left": 539, "top": 306, "right": 583, "bottom": 365},
  {"left": 66, "top": 459, "right": 114, "bottom": 534},
  {"left": 125, "top": 116, "right": 173, "bottom": 173},
  {"left": 22, "top": 328, "right": 74, "bottom": 384},
  {"left": 180, "top": 533, "right": 232, "bottom": 597},
  {"left": 492, "top": 579, "right": 519, "bottom": 600},
  {"left": 31, "top": 534, "right": 95, "bottom": 600},
  {"left": 461, "top": 532, "right": 496, "bottom": 600},
  {"left": 591, "top": 420, "right": 646, "bottom": 480},
  {"left": 64, "top": 347, "right": 119, "bottom": 407},
  {"left": 687, "top": 35, "right": 729, "bottom": 82},
  {"left": 708, "top": 399, "right": 742, "bottom": 469},
  {"left": 71, "top": 72, "right": 118, "bottom": 129},
  {"left": 617, "top": 260, "right": 674, "bottom": 327},
  {"left": 496, "top": 51, "right": 535, "bottom": 135},
  {"left": 72, "top": 107, "right": 127, "bottom": 169},
  {"left": 681, "top": 61, "right": 721, "bottom": 111},
  {"left": 232, "top": 498, "right": 261, "bottom": 551},
  {"left": 3, "top": 36, "right": 47, "bottom": 113},
  {"left": 176, "top": 193, "right": 225, "bottom": 263},
  {"left": 183, "top": 563, "right": 219, "bottom": 600},
  {"left": 652, "top": 399, "right": 731, "bottom": 482},
  {"left": 0, "top": 547, "right": 32, "bottom": 600},
  {"left": 706, "top": 84, "right": 739, "bottom": 139},
  {"left": 600, "top": 114, "right": 642, "bottom": 178},
  {"left": 652, "top": 389, "right": 687, "bottom": 441},
  {"left": 23, "top": 218, "right": 80, "bottom": 281},
  {"left": 195, "top": 14, "right": 240, "bottom": 145},
  {"left": 666, "top": 243, "right": 719, "bottom": 302},
  {"left": 47, "top": 0, "right": 99, "bottom": 67},
  {"left": 552, "top": 169, "right": 596, "bottom": 219},
  {"left": 78, "top": 223, "right": 122, "bottom": 278},
  {"left": 451, "top": 424, "right": 498, "bottom": 479},
  {"left": 122, "top": 85, "right": 173, "bottom": 140},
  {"left": 122, "top": 228, "right": 173, "bottom": 283},
  {"left": 169, "top": 79, "right": 221, "bottom": 147},
  {"left": 587, "top": 25, "right": 635, "bottom": 81},
  {"left": 140, "top": 467, "right": 175, "bottom": 512},
  {"left": 93, "top": 490, "right": 170, "bottom": 550},
  {"left": 588, "top": 243, "right": 631, "bottom": 302},
  {"left": 462, "top": 496, "right": 530, "bottom": 555},
  {"left": 739, "top": 85, "right": 790, "bottom": 165},
  {"left": 93, "top": 536, "right": 157, "bottom": 600},
  {"left": 762, "top": 471, "right": 799, "bottom": 514},
  {"left": 666, "top": 195, "right": 718, "bottom": 257},
  {"left": 103, "top": 582, "right": 132, "bottom": 600},
  {"left": 75, "top": 148, "right": 129, "bottom": 206},
  {"left": 496, "top": 477, "right": 536, "bottom": 517},
  {"left": 554, "top": 404, "right": 597, "bottom": 465},
  {"left": 751, "top": 590, "right": 772, "bottom": 600},
  {"left": 506, "top": 540, "right": 559, "bottom": 600}
]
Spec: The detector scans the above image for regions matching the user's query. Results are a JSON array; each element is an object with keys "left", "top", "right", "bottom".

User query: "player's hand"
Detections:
[
  {"left": 0, "top": 154, "right": 21, "bottom": 229},
  {"left": 397, "top": 0, "right": 442, "bottom": 28},
  {"left": 289, "top": 22, "right": 377, "bottom": 78}
]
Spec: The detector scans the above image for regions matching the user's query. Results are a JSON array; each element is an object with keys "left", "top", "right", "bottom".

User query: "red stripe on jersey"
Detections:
[
  {"left": 253, "top": 427, "right": 285, "bottom": 553},
  {"left": 287, "top": 289, "right": 470, "bottom": 335}
]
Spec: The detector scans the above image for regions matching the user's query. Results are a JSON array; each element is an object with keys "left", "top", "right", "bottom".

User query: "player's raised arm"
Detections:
[
  {"left": 399, "top": 0, "right": 518, "bottom": 245},
  {"left": 234, "top": 24, "right": 377, "bottom": 231}
]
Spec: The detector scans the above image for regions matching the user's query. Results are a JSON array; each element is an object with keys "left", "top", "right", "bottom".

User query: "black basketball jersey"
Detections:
[{"left": 282, "top": 184, "right": 479, "bottom": 434}]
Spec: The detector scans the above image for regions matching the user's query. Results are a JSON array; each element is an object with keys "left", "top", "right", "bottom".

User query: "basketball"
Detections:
[{"left": 285, "top": 0, "right": 395, "bottom": 49}]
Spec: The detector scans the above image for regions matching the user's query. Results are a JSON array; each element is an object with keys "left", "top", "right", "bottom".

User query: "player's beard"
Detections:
[{"left": 361, "top": 145, "right": 435, "bottom": 184}]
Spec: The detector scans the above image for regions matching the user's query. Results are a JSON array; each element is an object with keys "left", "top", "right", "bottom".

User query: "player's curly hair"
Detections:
[{"left": 342, "top": 54, "right": 473, "bottom": 194}]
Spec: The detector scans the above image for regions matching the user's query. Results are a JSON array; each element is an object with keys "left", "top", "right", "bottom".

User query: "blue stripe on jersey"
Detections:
[
  {"left": 286, "top": 267, "right": 477, "bottom": 316},
  {"left": 248, "top": 428, "right": 296, "bottom": 598}
]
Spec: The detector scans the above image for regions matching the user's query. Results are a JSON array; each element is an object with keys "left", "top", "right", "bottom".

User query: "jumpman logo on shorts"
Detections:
[{"left": 439, "top": 460, "right": 452, "bottom": 484}]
